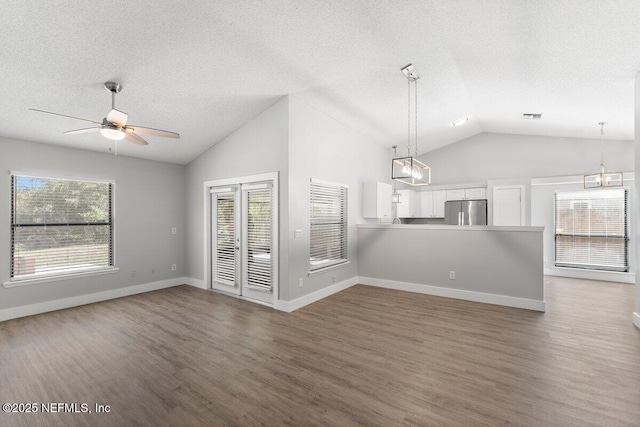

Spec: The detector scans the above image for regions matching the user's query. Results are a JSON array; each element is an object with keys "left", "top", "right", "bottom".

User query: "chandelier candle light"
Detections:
[
  {"left": 392, "top": 64, "right": 431, "bottom": 186},
  {"left": 583, "top": 122, "right": 623, "bottom": 188}
]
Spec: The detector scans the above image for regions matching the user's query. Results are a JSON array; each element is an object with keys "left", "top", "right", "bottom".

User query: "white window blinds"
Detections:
[
  {"left": 244, "top": 185, "right": 273, "bottom": 289},
  {"left": 11, "top": 175, "right": 114, "bottom": 280},
  {"left": 555, "top": 189, "right": 628, "bottom": 272},
  {"left": 310, "top": 179, "right": 348, "bottom": 271},
  {"left": 214, "top": 191, "right": 237, "bottom": 285}
]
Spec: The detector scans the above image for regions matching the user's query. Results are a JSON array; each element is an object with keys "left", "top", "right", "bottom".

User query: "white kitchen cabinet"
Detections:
[
  {"left": 420, "top": 192, "right": 433, "bottom": 217},
  {"left": 446, "top": 188, "right": 466, "bottom": 201},
  {"left": 465, "top": 187, "right": 486, "bottom": 200},
  {"left": 420, "top": 190, "right": 446, "bottom": 218},
  {"left": 397, "top": 189, "right": 419, "bottom": 217},
  {"left": 432, "top": 190, "right": 446, "bottom": 217},
  {"left": 446, "top": 187, "right": 486, "bottom": 201},
  {"left": 363, "top": 182, "right": 392, "bottom": 219}
]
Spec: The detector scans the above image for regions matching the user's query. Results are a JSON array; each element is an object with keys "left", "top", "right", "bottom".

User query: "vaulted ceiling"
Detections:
[{"left": 2, "top": 0, "right": 639, "bottom": 164}]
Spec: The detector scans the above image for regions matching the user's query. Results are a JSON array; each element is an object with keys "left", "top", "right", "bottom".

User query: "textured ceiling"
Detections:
[{"left": 1, "top": 0, "right": 639, "bottom": 164}]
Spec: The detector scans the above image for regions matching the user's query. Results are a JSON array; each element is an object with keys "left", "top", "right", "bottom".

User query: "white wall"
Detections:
[
  {"left": 634, "top": 73, "right": 640, "bottom": 329},
  {"left": 185, "top": 95, "right": 390, "bottom": 303},
  {"left": 0, "top": 137, "right": 186, "bottom": 311},
  {"left": 286, "top": 96, "right": 389, "bottom": 301},
  {"left": 358, "top": 225, "right": 544, "bottom": 311},
  {"left": 417, "top": 132, "right": 633, "bottom": 186},
  {"left": 185, "top": 97, "right": 290, "bottom": 297}
]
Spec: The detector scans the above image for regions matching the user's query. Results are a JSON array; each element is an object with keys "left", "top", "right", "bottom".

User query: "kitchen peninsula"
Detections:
[{"left": 357, "top": 224, "right": 545, "bottom": 311}]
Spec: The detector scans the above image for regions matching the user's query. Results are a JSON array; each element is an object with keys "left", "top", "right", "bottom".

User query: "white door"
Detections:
[
  {"left": 210, "top": 186, "right": 241, "bottom": 295},
  {"left": 210, "top": 181, "right": 276, "bottom": 305},
  {"left": 241, "top": 182, "right": 274, "bottom": 305},
  {"left": 493, "top": 186, "right": 525, "bottom": 226}
]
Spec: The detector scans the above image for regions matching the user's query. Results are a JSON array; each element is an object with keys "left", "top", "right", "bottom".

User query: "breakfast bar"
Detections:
[{"left": 357, "top": 224, "right": 545, "bottom": 311}]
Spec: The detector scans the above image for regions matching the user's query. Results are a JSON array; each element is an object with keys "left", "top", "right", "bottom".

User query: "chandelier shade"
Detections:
[
  {"left": 584, "top": 167, "right": 623, "bottom": 188},
  {"left": 392, "top": 156, "right": 431, "bottom": 186},
  {"left": 583, "top": 122, "right": 622, "bottom": 189}
]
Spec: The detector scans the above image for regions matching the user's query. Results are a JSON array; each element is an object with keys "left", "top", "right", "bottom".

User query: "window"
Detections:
[
  {"left": 11, "top": 174, "right": 114, "bottom": 281},
  {"left": 554, "top": 189, "right": 628, "bottom": 272},
  {"left": 212, "top": 189, "right": 237, "bottom": 286},
  {"left": 310, "top": 179, "right": 348, "bottom": 272}
]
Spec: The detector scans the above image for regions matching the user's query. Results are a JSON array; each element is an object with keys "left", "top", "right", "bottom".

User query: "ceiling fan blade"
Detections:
[
  {"left": 126, "top": 125, "right": 180, "bottom": 139},
  {"left": 106, "top": 109, "right": 128, "bottom": 127},
  {"left": 124, "top": 130, "right": 149, "bottom": 146},
  {"left": 63, "top": 127, "right": 101, "bottom": 135},
  {"left": 29, "top": 109, "right": 102, "bottom": 125}
]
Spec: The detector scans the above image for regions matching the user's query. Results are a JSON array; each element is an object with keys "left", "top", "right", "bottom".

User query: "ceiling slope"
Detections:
[{"left": 1, "top": 0, "right": 639, "bottom": 164}]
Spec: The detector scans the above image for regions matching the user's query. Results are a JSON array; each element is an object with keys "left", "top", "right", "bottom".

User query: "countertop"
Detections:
[{"left": 357, "top": 224, "right": 544, "bottom": 232}]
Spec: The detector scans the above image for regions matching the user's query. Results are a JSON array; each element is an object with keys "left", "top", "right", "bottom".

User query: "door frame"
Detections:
[
  {"left": 492, "top": 185, "right": 525, "bottom": 226},
  {"left": 203, "top": 172, "right": 279, "bottom": 307}
]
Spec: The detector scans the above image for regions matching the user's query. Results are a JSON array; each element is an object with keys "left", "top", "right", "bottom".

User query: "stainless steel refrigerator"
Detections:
[{"left": 445, "top": 200, "right": 487, "bottom": 225}]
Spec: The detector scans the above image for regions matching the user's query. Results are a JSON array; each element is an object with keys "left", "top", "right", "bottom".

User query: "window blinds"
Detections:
[
  {"left": 11, "top": 175, "right": 113, "bottom": 279},
  {"left": 554, "top": 189, "right": 628, "bottom": 272},
  {"left": 244, "top": 186, "right": 272, "bottom": 289},
  {"left": 215, "top": 192, "right": 237, "bottom": 285},
  {"left": 310, "top": 179, "right": 348, "bottom": 271}
]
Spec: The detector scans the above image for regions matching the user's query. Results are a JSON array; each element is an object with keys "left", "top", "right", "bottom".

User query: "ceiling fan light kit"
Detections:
[
  {"left": 392, "top": 64, "right": 431, "bottom": 186},
  {"left": 30, "top": 81, "right": 180, "bottom": 147},
  {"left": 100, "top": 125, "right": 126, "bottom": 141}
]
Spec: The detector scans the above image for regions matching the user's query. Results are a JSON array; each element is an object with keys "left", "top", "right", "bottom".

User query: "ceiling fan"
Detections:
[{"left": 30, "top": 81, "right": 180, "bottom": 146}]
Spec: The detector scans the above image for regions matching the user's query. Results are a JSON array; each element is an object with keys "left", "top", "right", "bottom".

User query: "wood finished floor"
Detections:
[{"left": 0, "top": 277, "right": 639, "bottom": 426}]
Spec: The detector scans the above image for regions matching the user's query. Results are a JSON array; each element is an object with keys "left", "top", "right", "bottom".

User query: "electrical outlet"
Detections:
[
  {"left": 449, "top": 271, "right": 455, "bottom": 280},
  {"left": 171, "top": 264, "right": 177, "bottom": 271},
  {"left": 151, "top": 268, "right": 155, "bottom": 275},
  {"left": 172, "top": 227, "right": 177, "bottom": 235},
  {"left": 131, "top": 270, "right": 136, "bottom": 278},
  {"left": 332, "top": 276, "right": 337, "bottom": 284},
  {"left": 298, "top": 278, "right": 303, "bottom": 288}
]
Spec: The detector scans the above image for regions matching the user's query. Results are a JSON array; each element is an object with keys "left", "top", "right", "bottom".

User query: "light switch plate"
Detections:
[{"left": 294, "top": 229, "right": 302, "bottom": 238}]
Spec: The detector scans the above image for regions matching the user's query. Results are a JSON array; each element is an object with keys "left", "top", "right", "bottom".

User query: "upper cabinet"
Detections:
[
  {"left": 363, "top": 182, "right": 392, "bottom": 219},
  {"left": 420, "top": 190, "right": 446, "bottom": 218},
  {"left": 397, "top": 189, "right": 419, "bottom": 218},
  {"left": 446, "top": 187, "right": 486, "bottom": 201},
  {"left": 445, "top": 188, "right": 465, "bottom": 201},
  {"left": 465, "top": 187, "right": 487, "bottom": 200}
]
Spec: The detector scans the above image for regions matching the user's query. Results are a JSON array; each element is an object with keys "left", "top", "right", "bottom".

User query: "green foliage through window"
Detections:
[{"left": 11, "top": 175, "right": 114, "bottom": 279}]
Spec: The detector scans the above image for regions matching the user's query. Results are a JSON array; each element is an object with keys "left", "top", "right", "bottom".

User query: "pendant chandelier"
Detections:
[
  {"left": 392, "top": 64, "right": 431, "bottom": 186},
  {"left": 583, "top": 122, "right": 623, "bottom": 188}
]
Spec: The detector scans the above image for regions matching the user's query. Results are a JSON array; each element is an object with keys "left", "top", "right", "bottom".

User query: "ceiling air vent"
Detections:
[{"left": 522, "top": 113, "right": 543, "bottom": 120}]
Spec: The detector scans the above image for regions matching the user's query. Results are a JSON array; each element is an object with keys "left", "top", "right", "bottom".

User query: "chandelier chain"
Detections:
[
  {"left": 599, "top": 122, "right": 606, "bottom": 167},
  {"left": 407, "top": 79, "right": 411, "bottom": 157},
  {"left": 415, "top": 79, "right": 418, "bottom": 158}
]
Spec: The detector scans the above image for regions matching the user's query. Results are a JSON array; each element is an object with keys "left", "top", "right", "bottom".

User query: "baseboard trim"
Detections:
[
  {"left": 0, "top": 277, "right": 189, "bottom": 322},
  {"left": 358, "top": 277, "right": 546, "bottom": 312},
  {"left": 275, "top": 277, "right": 358, "bottom": 313},
  {"left": 184, "top": 277, "right": 207, "bottom": 289},
  {"left": 633, "top": 312, "right": 640, "bottom": 330},
  {"left": 544, "top": 267, "right": 635, "bottom": 284}
]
